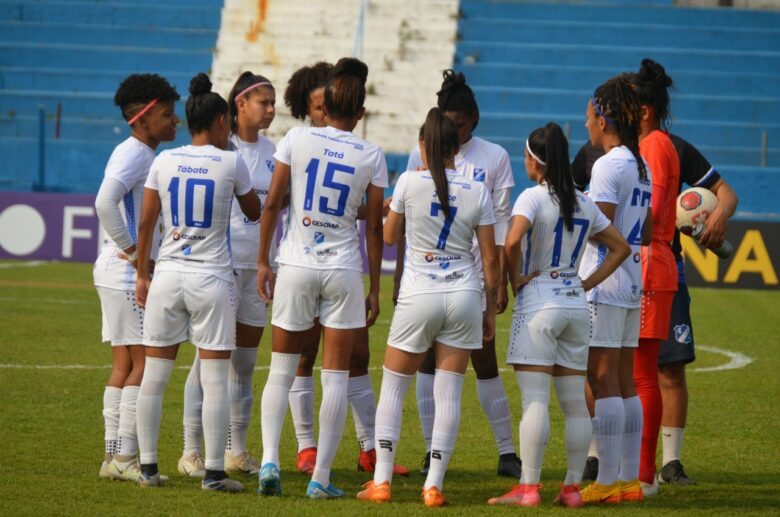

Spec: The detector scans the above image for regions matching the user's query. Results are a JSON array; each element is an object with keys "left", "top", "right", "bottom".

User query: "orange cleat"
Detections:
[
  {"left": 487, "top": 484, "right": 542, "bottom": 507},
  {"left": 356, "top": 480, "right": 391, "bottom": 503},
  {"left": 296, "top": 447, "right": 317, "bottom": 475},
  {"left": 553, "top": 484, "right": 584, "bottom": 508},
  {"left": 621, "top": 479, "right": 645, "bottom": 502},
  {"left": 422, "top": 486, "right": 447, "bottom": 507},
  {"left": 580, "top": 481, "right": 622, "bottom": 504},
  {"left": 357, "top": 449, "right": 410, "bottom": 477}
]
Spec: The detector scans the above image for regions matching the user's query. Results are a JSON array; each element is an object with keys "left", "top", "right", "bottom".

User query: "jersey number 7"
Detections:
[{"left": 430, "top": 202, "right": 459, "bottom": 250}]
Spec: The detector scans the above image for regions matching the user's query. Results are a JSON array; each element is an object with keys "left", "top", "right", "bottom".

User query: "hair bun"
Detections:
[
  {"left": 639, "top": 59, "right": 672, "bottom": 88},
  {"left": 332, "top": 57, "right": 368, "bottom": 83},
  {"left": 189, "top": 73, "right": 213, "bottom": 96},
  {"left": 441, "top": 69, "right": 467, "bottom": 88}
]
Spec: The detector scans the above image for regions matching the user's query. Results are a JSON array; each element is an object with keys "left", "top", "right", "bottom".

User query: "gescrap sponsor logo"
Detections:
[
  {"left": 302, "top": 216, "right": 340, "bottom": 229},
  {"left": 172, "top": 231, "right": 205, "bottom": 241},
  {"left": 425, "top": 253, "right": 461, "bottom": 263}
]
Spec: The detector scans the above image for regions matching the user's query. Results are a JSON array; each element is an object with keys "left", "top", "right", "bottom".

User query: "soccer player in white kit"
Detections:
[
  {"left": 177, "top": 71, "right": 277, "bottom": 478},
  {"left": 94, "top": 73, "right": 179, "bottom": 481},
  {"left": 488, "top": 123, "right": 630, "bottom": 508},
  {"left": 255, "top": 58, "right": 386, "bottom": 499},
  {"left": 133, "top": 73, "right": 261, "bottom": 492},
  {"left": 357, "top": 107, "right": 498, "bottom": 507},
  {"left": 406, "top": 70, "right": 520, "bottom": 477},
  {"left": 578, "top": 76, "right": 654, "bottom": 505}
]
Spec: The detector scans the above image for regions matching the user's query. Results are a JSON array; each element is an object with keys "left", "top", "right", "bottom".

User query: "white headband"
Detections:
[{"left": 526, "top": 139, "right": 546, "bottom": 167}]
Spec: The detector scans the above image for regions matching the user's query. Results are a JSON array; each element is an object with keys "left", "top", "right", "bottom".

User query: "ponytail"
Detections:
[
  {"left": 420, "top": 107, "right": 459, "bottom": 217},
  {"left": 527, "top": 123, "right": 577, "bottom": 231},
  {"left": 227, "top": 70, "right": 273, "bottom": 133}
]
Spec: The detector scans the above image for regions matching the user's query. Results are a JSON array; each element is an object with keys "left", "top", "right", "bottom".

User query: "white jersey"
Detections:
[
  {"left": 513, "top": 185, "right": 611, "bottom": 314},
  {"left": 579, "top": 145, "right": 652, "bottom": 308},
  {"left": 94, "top": 136, "right": 159, "bottom": 291},
  {"left": 146, "top": 144, "right": 252, "bottom": 281},
  {"left": 407, "top": 136, "right": 514, "bottom": 277},
  {"left": 228, "top": 134, "right": 277, "bottom": 269},
  {"left": 274, "top": 125, "right": 388, "bottom": 271},
  {"left": 390, "top": 169, "right": 495, "bottom": 298}
]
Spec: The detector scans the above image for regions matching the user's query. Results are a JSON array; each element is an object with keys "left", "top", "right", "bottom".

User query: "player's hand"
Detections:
[
  {"left": 256, "top": 263, "right": 275, "bottom": 303},
  {"left": 496, "top": 283, "right": 509, "bottom": 314},
  {"left": 149, "top": 259, "right": 156, "bottom": 275},
  {"left": 117, "top": 252, "right": 137, "bottom": 270},
  {"left": 392, "top": 287, "right": 400, "bottom": 307},
  {"left": 136, "top": 276, "right": 151, "bottom": 309},
  {"left": 482, "top": 312, "right": 496, "bottom": 342},
  {"left": 383, "top": 196, "right": 393, "bottom": 217},
  {"left": 698, "top": 207, "right": 727, "bottom": 250},
  {"left": 365, "top": 291, "right": 380, "bottom": 327},
  {"left": 512, "top": 271, "right": 540, "bottom": 296}
]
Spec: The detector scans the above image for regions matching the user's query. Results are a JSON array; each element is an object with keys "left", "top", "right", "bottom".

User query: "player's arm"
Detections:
[
  {"left": 364, "top": 184, "right": 384, "bottom": 327},
  {"left": 94, "top": 177, "right": 137, "bottom": 266},
  {"left": 236, "top": 191, "right": 261, "bottom": 221},
  {"left": 476, "top": 224, "right": 498, "bottom": 342},
  {"left": 699, "top": 179, "right": 738, "bottom": 249},
  {"left": 392, "top": 234, "right": 404, "bottom": 306},
  {"left": 135, "top": 187, "right": 161, "bottom": 308},
  {"left": 492, "top": 187, "right": 512, "bottom": 314},
  {"left": 256, "top": 159, "right": 290, "bottom": 302},
  {"left": 642, "top": 207, "right": 654, "bottom": 246},
  {"left": 582, "top": 224, "right": 631, "bottom": 291},
  {"left": 504, "top": 214, "right": 540, "bottom": 294}
]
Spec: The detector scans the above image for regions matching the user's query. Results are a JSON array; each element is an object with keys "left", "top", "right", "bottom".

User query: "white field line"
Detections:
[
  {"left": 0, "top": 297, "right": 95, "bottom": 305},
  {"left": 0, "top": 344, "right": 754, "bottom": 374},
  {"left": 0, "top": 261, "right": 45, "bottom": 269}
]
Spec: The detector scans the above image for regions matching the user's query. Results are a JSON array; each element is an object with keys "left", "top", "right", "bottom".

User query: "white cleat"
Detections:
[
  {"left": 178, "top": 452, "right": 206, "bottom": 478},
  {"left": 107, "top": 455, "right": 142, "bottom": 481},
  {"left": 99, "top": 453, "right": 112, "bottom": 479},
  {"left": 202, "top": 477, "right": 245, "bottom": 492},
  {"left": 225, "top": 450, "right": 261, "bottom": 475},
  {"left": 641, "top": 477, "right": 660, "bottom": 497}
]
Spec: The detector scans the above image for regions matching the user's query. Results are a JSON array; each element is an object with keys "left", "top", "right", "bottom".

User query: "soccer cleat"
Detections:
[
  {"left": 487, "top": 484, "right": 542, "bottom": 507},
  {"left": 107, "top": 455, "right": 142, "bottom": 481},
  {"left": 297, "top": 447, "right": 317, "bottom": 475},
  {"left": 258, "top": 463, "right": 281, "bottom": 496},
  {"left": 202, "top": 476, "right": 245, "bottom": 492},
  {"left": 553, "top": 484, "right": 584, "bottom": 508},
  {"left": 420, "top": 451, "right": 431, "bottom": 476},
  {"left": 357, "top": 449, "right": 410, "bottom": 477},
  {"left": 621, "top": 479, "right": 645, "bottom": 502},
  {"left": 356, "top": 480, "right": 391, "bottom": 502},
  {"left": 306, "top": 480, "right": 345, "bottom": 499},
  {"left": 225, "top": 450, "right": 261, "bottom": 475},
  {"left": 422, "top": 486, "right": 447, "bottom": 507},
  {"left": 641, "top": 477, "right": 659, "bottom": 497},
  {"left": 582, "top": 456, "right": 599, "bottom": 481},
  {"left": 99, "top": 453, "right": 112, "bottom": 479},
  {"left": 496, "top": 453, "right": 523, "bottom": 478},
  {"left": 658, "top": 460, "right": 697, "bottom": 485},
  {"left": 138, "top": 472, "right": 163, "bottom": 488},
  {"left": 178, "top": 452, "right": 206, "bottom": 478},
  {"left": 580, "top": 481, "right": 622, "bottom": 504}
]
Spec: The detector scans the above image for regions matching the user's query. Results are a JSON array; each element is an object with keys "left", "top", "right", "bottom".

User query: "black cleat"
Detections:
[
  {"left": 420, "top": 451, "right": 431, "bottom": 476},
  {"left": 496, "top": 453, "right": 522, "bottom": 478},
  {"left": 582, "top": 456, "right": 599, "bottom": 481},
  {"left": 658, "top": 460, "right": 696, "bottom": 485}
]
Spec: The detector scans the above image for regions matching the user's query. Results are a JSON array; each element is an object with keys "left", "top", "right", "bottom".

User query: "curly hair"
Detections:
[
  {"left": 436, "top": 69, "right": 479, "bottom": 130},
  {"left": 114, "top": 73, "right": 180, "bottom": 122},
  {"left": 284, "top": 62, "right": 333, "bottom": 121}
]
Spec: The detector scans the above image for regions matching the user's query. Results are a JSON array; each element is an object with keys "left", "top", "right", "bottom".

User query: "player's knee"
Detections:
[{"left": 471, "top": 342, "right": 499, "bottom": 379}]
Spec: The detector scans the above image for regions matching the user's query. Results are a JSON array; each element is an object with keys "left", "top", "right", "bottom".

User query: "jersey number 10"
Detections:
[{"left": 167, "top": 177, "right": 215, "bottom": 229}]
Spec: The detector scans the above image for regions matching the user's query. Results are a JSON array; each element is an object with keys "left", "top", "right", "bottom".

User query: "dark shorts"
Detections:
[{"left": 659, "top": 283, "right": 695, "bottom": 365}]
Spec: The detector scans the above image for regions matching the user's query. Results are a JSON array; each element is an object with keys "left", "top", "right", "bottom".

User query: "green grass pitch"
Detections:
[{"left": 0, "top": 261, "right": 778, "bottom": 515}]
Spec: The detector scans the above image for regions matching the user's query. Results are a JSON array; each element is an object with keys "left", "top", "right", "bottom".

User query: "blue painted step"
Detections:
[{"left": 0, "top": 67, "right": 193, "bottom": 94}]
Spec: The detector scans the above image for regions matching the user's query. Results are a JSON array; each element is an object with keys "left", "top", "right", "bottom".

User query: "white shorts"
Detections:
[
  {"left": 272, "top": 265, "right": 365, "bottom": 331},
  {"left": 388, "top": 290, "right": 483, "bottom": 354},
  {"left": 234, "top": 268, "right": 268, "bottom": 328},
  {"left": 588, "top": 302, "right": 640, "bottom": 349},
  {"left": 507, "top": 308, "right": 590, "bottom": 370},
  {"left": 143, "top": 270, "right": 237, "bottom": 351},
  {"left": 96, "top": 287, "right": 144, "bottom": 346}
]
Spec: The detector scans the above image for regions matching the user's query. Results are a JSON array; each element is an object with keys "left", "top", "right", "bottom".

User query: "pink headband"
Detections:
[
  {"left": 235, "top": 81, "right": 273, "bottom": 101},
  {"left": 127, "top": 98, "right": 158, "bottom": 126}
]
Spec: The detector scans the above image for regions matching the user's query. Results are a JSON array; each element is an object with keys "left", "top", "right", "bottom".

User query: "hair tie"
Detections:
[
  {"left": 127, "top": 99, "right": 158, "bottom": 126},
  {"left": 591, "top": 94, "right": 616, "bottom": 127},
  {"left": 526, "top": 139, "right": 546, "bottom": 167},
  {"left": 235, "top": 81, "right": 273, "bottom": 101}
]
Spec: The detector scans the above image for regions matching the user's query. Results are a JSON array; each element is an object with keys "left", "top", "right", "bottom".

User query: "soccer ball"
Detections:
[{"left": 676, "top": 187, "right": 717, "bottom": 235}]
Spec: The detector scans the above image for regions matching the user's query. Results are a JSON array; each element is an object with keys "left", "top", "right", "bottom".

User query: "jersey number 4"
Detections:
[
  {"left": 304, "top": 158, "right": 355, "bottom": 217},
  {"left": 167, "top": 177, "right": 215, "bottom": 229}
]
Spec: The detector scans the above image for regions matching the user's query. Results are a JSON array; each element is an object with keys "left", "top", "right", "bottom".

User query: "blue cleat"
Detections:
[
  {"left": 306, "top": 480, "right": 345, "bottom": 499},
  {"left": 257, "top": 463, "right": 281, "bottom": 496}
]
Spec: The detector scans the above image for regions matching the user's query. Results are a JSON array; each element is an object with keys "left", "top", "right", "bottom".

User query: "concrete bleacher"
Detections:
[{"left": 0, "top": 0, "right": 221, "bottom": 192}]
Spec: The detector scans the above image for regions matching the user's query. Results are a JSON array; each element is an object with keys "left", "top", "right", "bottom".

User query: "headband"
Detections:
[
  {"left": 235, "top": 81, "right": 273, "bottom": 101},
  {"left": 526, "top": 139, "right": 546, "bottom": 167},
  {"left": 127, "top": 99, "right": 158, "bottom": 126},
  {"left": 591, "top": 94, "right": 616, "bottom": 127}
]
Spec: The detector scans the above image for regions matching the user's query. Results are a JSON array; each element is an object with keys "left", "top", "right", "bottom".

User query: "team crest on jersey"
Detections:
[
  {"left": 473, "top": 168, "right": 486, "bottom": 182},
  {"left": 439, "top": 261, "right": 450, "bottom": 270},
  {"left": 314, "top": 232, "right": 325, "bottom": 244},
  {"left": 266, "top": 159, "right": 275, "bottom": 172},
  {"left": 674, "top": 324, "right": 692, "bottom": 344},
  {"left": 182, "top": 245, "right": 192, "bottom": 256}
]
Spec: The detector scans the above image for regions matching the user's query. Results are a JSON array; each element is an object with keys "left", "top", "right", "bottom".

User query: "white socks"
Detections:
[
  {"left": 424, "top": 369, "right": 464, "bottom": 491},
  {"left": 619, "top": 395, "right": 644, "bottom": 481},
  {"left": 416, "top": 372, "right": 435, "bottom": 452},
  {"left": 227, "top": 346, "right": 258, "bottom": 455},
  {"left": 183, "top": 354, "right": 203, "bottom": 455},
  {"left": 476, "top": 376, "right": 516, "bottom": 456},
  {"left": 662, "top": 426, "right": 685, "bottom": 466},
  {"left": 102, "top": 386, "right": 122, "bottom": 455},
  {"left": 374, "top": 367, "right": 414, "bottom": 485},
  {"left": 312, "top": 370, "right": 349, "bottom": 487},
  {"left": 348, "top": 375, "right": 377, "bottom": 453},
  {"left": 516, "top": 371, "right": 551, "bottom": 485},
  {"left": 137, "top": 357, "right": 174, "bottom": 465},
  {"left": 593, "top": 396, "right": 625, "bottom": 486},
  {"left": 260, "top": 352, "right": 299, "bottom": 465},
  {"left": 588, "top": 435, "right": 599, "bottom": 458},
  {"left": 117, "top": 385, "right": 140, "bottom": 457},
  {"left": 200, "top": 359, "right": 230, "bottom": 471},
  {"left": 553, "top": 375, "right": 592, "bottom": 486},
  {"left": 289, "top": 376, "right": 316, "bottom": 452}
]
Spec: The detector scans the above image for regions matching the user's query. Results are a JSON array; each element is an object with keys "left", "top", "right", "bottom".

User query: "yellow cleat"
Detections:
[
  {"left": 621, "top": 479, "right": 645, "bottom": 502},
  {"left": 580, "top": 481, "right": 623, "bottom": 504}
]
